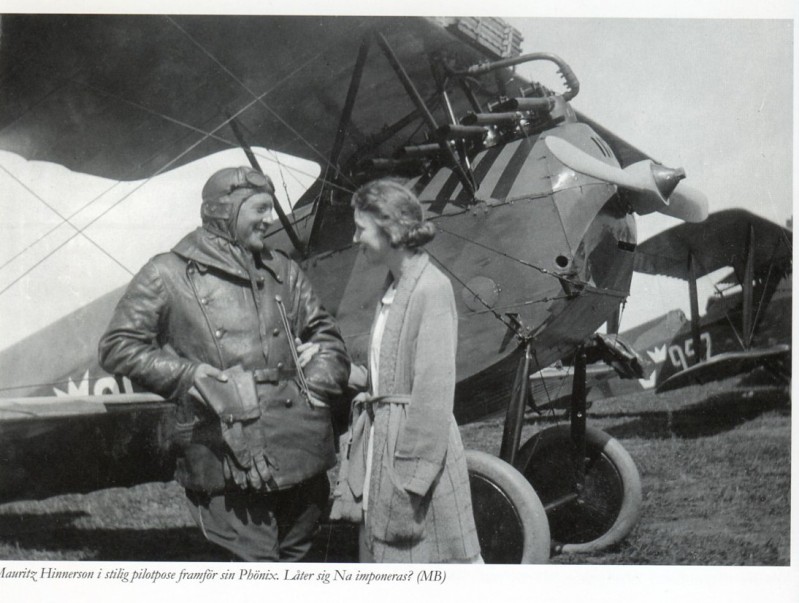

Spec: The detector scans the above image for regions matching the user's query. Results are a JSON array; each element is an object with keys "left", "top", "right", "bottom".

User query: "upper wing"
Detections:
[
  {"left": 0, "top": 15, "right": 526, "bottom": 188},
  {"left": 574, "top": 111, "right": 653, "bottom": 167},
  {"left": 633, "top": 208, "right": 792, "bottom": 280}
]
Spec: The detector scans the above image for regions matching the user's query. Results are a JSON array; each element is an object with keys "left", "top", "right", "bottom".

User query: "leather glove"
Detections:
[
  {"left": 220, "top": 420, "right": 276, "bottom": 491},
  {"left": 223, "top": 454, "right": 248, "bottom": 489},
  {"left": 246, "top": 455, "right": 274, "bottom": 490},
  {"left": 193, "top": 366, "right": 276, "bottom": 490}
]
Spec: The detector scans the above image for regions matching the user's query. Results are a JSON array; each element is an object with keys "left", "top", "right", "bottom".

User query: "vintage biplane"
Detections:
[
  {"left": 0, "top": 15, "right": 708, "bottom": 562},
  {"left": 632, "top": 209, "right": 791, "bottom": 393}
]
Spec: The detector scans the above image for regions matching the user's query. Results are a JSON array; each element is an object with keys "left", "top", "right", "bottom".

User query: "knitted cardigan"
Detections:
[{"left": 357, "top": 252, "right": 480, "bottom": 562}]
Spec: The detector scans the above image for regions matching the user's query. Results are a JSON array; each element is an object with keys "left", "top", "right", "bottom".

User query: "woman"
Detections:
[{"left": 333, "top": 179, "right": 481, "bottom": 563}]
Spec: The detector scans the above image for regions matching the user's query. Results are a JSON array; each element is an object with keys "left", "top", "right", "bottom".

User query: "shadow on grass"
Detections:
[
  {"left": 0, "top": 511, "right": 358, "bottom": 562},
  {"left": 0, "top": 512, "right": 225, "bottom": 560},
  {"left": 603, "top": 387, "right": 790, "bottom": 440}
]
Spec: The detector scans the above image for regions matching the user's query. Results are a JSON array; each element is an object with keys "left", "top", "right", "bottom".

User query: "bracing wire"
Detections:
[
  {"left": 0, "top": 90, "right": 286, "bottom": 297},
  {"left": 5, "top": 17, "right": 471, "bottom": 294},
  {"left": 0, "top": 30, "right": 363, "bottom": 296},
  {"left": 166, "top": 16, "right": 352, "bottom": 185},
  {"left": 0, "top": 141, "right": 338, "bottom": 280},
  {"left": 425, "top": 247, "right": 524, "bottom": 339},
  {"left": 0, "top": 163, "right": 134, "bottom": 277},
  {"left": 434, "top": 217, "right": 584, "bottom": 287}
]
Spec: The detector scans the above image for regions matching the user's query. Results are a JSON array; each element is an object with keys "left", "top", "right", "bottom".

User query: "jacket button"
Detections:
[
  {"left": 284, "top": 399, "right": 293, "bottom": 408},
  {"left": 272, "top": 328, "right": 280, "bottom": 336},
  {"left": 200, "top": 298, "right": 208, "bottom": 305},
  {"left": 277, "top": 362, "right": 283, "bottom": 369},
  {"left": 214, "top": 329, "right": 223, "bottom": 338}
]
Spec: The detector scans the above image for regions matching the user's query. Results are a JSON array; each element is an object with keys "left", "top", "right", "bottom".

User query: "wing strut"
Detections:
[
  {"left": 375, "top": 32, "right": 476, "bottom": 196},
  {"left": 742, "top": 223, "right": 756, "bottom": 349},
  {"left": 606, "top": 305, "right": 621, "bottom": 335},
  {"left": 308, "top": 36, "right": 371, "bottom": 254},
  {"left": 434, "top": 57, "right": 476, "bottom": 182},
  {"left": 227, "top": 115, "right": 306, "bottom": 257},
  {"left": 329, "top": 37, "right": 371, "bottom": 184},
  {"left": 500, "top": 342, "right": 531, "bottom": 466},
  {"left": 687, "top": 250, "right": 704, "bottom": 366}
]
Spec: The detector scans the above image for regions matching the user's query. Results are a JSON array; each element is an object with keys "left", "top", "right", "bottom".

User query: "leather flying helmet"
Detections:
[{"left": 201, "top": 166, "right": 275, "bottom": 240}]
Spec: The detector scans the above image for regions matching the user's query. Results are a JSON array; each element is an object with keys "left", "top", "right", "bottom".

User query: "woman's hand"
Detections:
[
  {"left": 352, "top": 391, "right": 370, "bottom": 405},
  {"left": 308, "top": 395, "right": 329, "bottom": 408},
  {"left": 348, "top": 363, "right": 369, "bottom": 391}
]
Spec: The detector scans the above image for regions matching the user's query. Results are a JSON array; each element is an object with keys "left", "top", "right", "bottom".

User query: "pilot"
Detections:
[{"left": 98, "top": 166, "right": 350, "bottom": 561}]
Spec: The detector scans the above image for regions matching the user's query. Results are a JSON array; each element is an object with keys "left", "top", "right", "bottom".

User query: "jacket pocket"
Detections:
[
  {"left": 378, "top": 466, "right": 429, "bottom": 543},
  {"left": 372, "top": 442, "right": 430, "bottom": 543},
  {"left": 258, "top": 380, "right": 337, "bottom": 486}
]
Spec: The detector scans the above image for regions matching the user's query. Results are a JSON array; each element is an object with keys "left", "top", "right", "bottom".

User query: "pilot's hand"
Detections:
[
  {"left": 295, "top": 338, "right": 320, "bottom": 368},
  {"left": 188, "top": 363, "right": 229, "bottom": 402},
  {"left": 194, "top": 363, "right": 228, "bottom": 383}
]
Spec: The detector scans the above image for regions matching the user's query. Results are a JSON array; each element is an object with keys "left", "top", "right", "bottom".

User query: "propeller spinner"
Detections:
[{"left": 544, "top": 136, "right": 708, "bottom": 222}]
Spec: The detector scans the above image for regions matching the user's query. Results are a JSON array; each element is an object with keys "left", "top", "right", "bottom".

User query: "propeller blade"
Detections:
[
  {"left": 660, "top": 184, "right": 709, "bottom": 223},
  {"left": 544, "top": 136, "right": 652, "bottom": 192},
  {"left": 544, "top": 136, "right": 707, "bottom": 223}
]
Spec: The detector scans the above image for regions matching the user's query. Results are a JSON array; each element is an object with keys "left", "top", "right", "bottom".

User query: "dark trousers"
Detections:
[{"left": 185, "top": 473, "right": 330, "bottom": 561}]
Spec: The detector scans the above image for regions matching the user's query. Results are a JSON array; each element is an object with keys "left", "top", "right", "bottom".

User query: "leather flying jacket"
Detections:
[{"left": 98, "top": 227, "right": 350, "bottom": 493}]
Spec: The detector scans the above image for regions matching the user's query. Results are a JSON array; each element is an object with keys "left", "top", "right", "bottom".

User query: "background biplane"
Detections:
[
  {"left": 0, "top": 14, "right": 710, "bottom": 561},
  {"left": 632, "top": 209, "right": 791, "bottom": 393},
  {"left": 530, "top": 209, "right": 792, "bottom": 410}
]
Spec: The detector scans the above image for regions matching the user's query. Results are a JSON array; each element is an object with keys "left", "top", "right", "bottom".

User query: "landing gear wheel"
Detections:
[
  {"left": 466, "top": 449, "right": 550, "bottom": 563},
  {"left": 515, "top": 425, "right": 642, "bottom": 553}
]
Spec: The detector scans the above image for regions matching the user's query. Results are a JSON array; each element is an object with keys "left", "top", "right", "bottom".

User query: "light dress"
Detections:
[{"left": 361, "top": 282, "right": 395, "bottom": 522}]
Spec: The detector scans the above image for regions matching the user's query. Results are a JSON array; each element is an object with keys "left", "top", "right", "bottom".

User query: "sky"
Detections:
[{"left": 508, "top": 16, "right": 793, "bottom": 330}]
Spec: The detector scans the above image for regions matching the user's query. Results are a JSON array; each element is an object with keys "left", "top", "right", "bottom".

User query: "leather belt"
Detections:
[{"left": 252, "top": 367, "right": 297, "bottom": 383}]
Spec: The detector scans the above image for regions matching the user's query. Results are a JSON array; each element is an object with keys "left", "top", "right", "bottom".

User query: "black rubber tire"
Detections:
[
  {"left": 515, "top": 425, "right": 642, "bottom": 553},
  {"left": 466, "top": 449, "right": 550, "bottom": 563}
]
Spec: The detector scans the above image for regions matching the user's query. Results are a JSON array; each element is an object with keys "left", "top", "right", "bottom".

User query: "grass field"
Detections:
[{"left": 0, "top": 379, "right": 790, "bottom": 565}]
